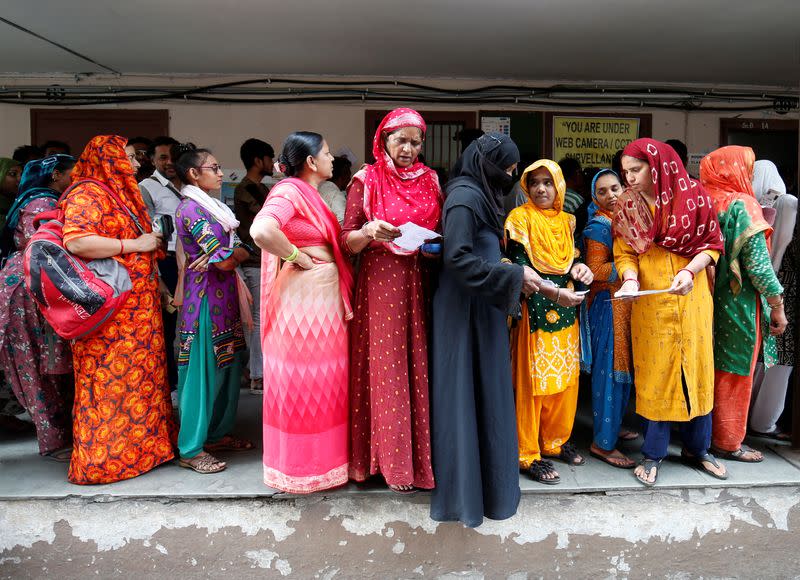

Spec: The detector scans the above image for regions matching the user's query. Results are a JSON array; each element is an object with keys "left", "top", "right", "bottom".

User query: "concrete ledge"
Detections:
[{"left": 2, "top": 390, "right": 799, "bottom": 502}]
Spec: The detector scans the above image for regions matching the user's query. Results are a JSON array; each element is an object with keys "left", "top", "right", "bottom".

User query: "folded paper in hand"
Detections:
[
  {"left": 392, "top": 222, "right": 440, "bottom": 252},
  {"left": 612, "top": 287, "right": 672, "bottom": 299}
]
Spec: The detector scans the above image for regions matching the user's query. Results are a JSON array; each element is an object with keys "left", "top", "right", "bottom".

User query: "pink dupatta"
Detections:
[{"left": 258, "top": 177, "right": 354, "bottom": 320}]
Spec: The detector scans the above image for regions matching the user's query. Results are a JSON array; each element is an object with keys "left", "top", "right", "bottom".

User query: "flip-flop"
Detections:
[
  {"left": 590, "top": 448, "right": 636, "bottom": 469},
  {"left": 634, "top": 458, "right": 662, "bottom": 487},
  {"left": 681, "top": 451, "right": 728, "bottom": 480}
]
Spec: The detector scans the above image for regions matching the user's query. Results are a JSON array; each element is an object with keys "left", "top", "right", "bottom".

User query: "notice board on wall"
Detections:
[
  {"left": 479, "top": 111, "right": 543, "bottom": 170},
  {"left": 544, "top": 112, "right": 651, "bottom": 167}
]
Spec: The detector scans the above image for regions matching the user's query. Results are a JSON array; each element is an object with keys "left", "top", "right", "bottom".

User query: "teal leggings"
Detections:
[{"left": 177, "top": 298, "right": 243, "bottom": 458}]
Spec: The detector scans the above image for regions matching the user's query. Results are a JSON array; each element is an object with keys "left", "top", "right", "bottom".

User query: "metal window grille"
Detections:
[{"left": 422, "top": 122, "right": 464, "bottom": 173}]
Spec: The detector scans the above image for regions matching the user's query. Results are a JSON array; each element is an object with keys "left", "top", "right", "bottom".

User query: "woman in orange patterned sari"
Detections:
[{"left": 62, "top": 135, "right": 176, "bottom": 484}]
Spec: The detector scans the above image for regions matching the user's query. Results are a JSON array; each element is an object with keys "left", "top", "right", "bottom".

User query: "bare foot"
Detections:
[
  {"left": 590, "top": 443, "right": 635, "bottom": 468},
  {"left": 388, "top": 483, "right": 416, "bottom": 494}
]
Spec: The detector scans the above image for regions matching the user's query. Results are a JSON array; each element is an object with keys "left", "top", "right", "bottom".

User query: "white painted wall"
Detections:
[{"left": 0, "top": 81, "right": 793, "bottom": 170}]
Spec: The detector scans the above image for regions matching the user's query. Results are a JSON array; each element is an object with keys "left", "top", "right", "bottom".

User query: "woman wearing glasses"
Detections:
[{"left": 172, "top": 143, "right": 252, "bottom": 474}]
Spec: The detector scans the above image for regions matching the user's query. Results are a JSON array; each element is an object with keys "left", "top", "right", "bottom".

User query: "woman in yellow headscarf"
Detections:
[{"left": 506, "top": 159, "right": 593, "bottom": 485}]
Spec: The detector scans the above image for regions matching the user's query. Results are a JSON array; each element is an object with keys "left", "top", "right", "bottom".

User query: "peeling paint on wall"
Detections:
[{"left": 1, "top": 487, "right": 799, "bottom": 578}]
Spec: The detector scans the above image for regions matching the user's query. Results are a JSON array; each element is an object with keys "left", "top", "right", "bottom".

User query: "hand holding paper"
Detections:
[
  {"left": 392, "top": 222, "right": 440, "bottom": 252},
  {"left": 612, "top": 287, "right": 672, "bottom": 300}
]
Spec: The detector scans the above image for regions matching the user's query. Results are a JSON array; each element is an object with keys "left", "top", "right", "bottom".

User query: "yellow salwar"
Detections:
[
  {"left": 613, "top": 237, "right": 719, "bottom": 422},
  {"left": 512, "top": 303, "right": 580, "bottom": 467}
]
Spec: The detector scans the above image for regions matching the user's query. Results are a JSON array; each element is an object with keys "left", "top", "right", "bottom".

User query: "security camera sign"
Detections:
[{"left": 553, "top": 116, "right": 640, "bottom": 166}]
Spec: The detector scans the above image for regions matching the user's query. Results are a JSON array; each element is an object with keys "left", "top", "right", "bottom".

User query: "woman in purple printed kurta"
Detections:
[{"left": 173, "top": 144, "right": 252, "bottom": 474}]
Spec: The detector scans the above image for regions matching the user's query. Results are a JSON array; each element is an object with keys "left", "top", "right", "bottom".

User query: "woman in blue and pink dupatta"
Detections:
[{"left": 251, "top": 132, "right": 354, "bottom": 494}]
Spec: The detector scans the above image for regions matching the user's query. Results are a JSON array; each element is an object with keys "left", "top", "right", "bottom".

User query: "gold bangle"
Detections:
[{"left": 767, "top": 295, "right": 785, "bottom": 308}]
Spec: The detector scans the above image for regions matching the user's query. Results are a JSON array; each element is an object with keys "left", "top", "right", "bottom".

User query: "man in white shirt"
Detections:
[
  {"left": 139, "top": 136, "right": 181, "bottom": 252},
  {"left": 139, "top": 136, "right": 181, "bottom": 388},
  {"left": 234, "top": 138, "right": 275, "bottom": 395}
]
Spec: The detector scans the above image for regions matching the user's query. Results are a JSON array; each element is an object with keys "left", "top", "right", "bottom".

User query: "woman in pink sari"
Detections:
[{"left": 251, "top": 132, "right": 354, "bottom": 494}]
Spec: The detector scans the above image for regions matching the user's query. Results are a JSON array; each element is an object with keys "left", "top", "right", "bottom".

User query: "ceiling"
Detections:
[{"left": 0, "top": 0, "right": 798, "bottom": 87}]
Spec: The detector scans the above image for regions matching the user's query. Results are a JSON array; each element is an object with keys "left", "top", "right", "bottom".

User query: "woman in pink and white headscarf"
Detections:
[{"left": 342, "top": 108, "right": 442, "bottom": 493}]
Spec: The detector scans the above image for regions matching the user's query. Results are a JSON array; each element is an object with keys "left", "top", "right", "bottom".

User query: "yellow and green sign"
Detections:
[{"left": 553, "top": 116, "right": 640, "bottom": 166}]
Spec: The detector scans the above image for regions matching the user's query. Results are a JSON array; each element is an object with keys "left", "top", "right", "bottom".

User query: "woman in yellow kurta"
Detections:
[
  {"left": 506, "top": 159, "right": 593, "bottom": 485},
  {"left": 613, "top": 138, "right": 727, "bottom": 486}
]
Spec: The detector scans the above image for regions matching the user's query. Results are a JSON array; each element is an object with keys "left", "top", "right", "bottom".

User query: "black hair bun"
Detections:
[{"left": 174, "top": 142, "right": 197, "bottom": 157}]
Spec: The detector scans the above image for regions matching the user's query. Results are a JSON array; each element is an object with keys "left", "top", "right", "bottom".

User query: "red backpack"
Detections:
[{"left": 23, "top": 179, "right": 144, "bottom": 340}]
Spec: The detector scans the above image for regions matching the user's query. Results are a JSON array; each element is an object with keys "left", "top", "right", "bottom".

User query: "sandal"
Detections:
[
  {"left": 204, "top": 435, "right": 255, "bottom": 452},
  {"left": 711, "top": 444, "right": 763, "bottom": 463},
  {"left": 634, "top": 458, "right": 662, "bottom": 487},
  {"left": 750, "top": 429, "right": 792, "bottom": 442},
  {"left": 525, "top": 459, "right": 561, "bottom": 485},
  {"left": 543, "top": 442, "right": 586, "bottom": 466},
  {"left": 178, "top": 452, "right": 227, "bottom": 474},
  {"left": 250, "top": 378, "right": 263, "bottom": 395},
  {"left": 618, "top": 429, "right": 640, "bottom": 441},
  {"left": 680, "top": 450, "right": 728, "bottom": 480},
  {"left": 589, "top": 445, "right": 635, "bottom": 469},
  {"left": 43, "top": 447, "right": 73, "bottom": 463}
]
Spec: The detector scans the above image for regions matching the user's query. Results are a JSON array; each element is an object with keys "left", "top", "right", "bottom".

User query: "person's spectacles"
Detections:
[{"left": 198, "top": 164, "right": 223, "bottom": 174}]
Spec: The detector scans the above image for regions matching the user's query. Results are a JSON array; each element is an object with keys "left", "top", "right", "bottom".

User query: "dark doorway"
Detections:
[
  {"left": 31, "top": 109, "right": 170, "bottom": 156},
  {"left": 721, "top": 118, "right": 798, "bottom": 194}
]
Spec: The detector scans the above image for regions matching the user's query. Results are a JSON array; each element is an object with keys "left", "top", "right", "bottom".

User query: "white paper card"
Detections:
[
  {"left": 613, "top": 287, "right": 672, "bottom": 298},
  {"left": 392, "top": 222, "right": 440, "bottom": 251}
]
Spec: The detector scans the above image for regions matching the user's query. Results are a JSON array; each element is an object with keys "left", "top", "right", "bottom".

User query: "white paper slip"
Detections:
[
  {"left": 538, "top": 280, "right": 588, "bottom": 295},
  {"left": 612, "top": 287, "right": 672, "bottom": 299},
  {"left": 392, "top": 222, "right": 440, "bottom": 252}
]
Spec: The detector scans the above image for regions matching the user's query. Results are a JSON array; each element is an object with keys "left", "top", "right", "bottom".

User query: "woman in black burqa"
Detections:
[{"left": 430, "top": 133, "right": 541, "bottom": 527}]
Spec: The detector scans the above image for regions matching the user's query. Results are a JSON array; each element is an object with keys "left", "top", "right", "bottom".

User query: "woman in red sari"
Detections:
[
  {"left": 62, "top": 135, "right": 176, "bottom": 484},
  {"left": 342, "top": 108, "right": 442, "bottom": 493},
  {"left": 251, "top": 132, "right": 354, "bottom": 494}
]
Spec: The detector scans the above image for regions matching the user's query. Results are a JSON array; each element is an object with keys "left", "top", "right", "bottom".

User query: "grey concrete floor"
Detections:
[
  {"left": 1, "top": 388, "right": 799, "bottom": 500},
  {"left": 3, "top": 388, "right": 800, "bottom": 579}
]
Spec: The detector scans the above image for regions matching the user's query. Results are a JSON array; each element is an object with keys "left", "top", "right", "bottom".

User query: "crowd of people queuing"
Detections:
[{"left": 0, "top": 107, "right": 796, "bottom": 527}]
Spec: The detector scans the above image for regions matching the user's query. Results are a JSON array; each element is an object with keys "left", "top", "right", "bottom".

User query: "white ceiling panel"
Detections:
[{"left": 0, "top": 0, "right": 798, "bottom": 86}]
